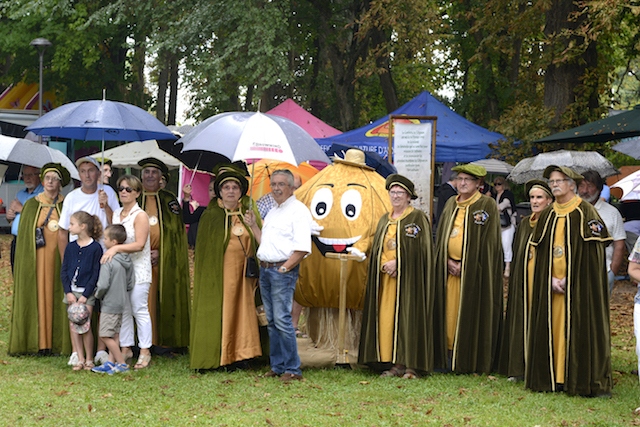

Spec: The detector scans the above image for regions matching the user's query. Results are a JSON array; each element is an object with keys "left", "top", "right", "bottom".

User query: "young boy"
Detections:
[{"left": 91, "top": 224, "right": 134, "bottom": 374}]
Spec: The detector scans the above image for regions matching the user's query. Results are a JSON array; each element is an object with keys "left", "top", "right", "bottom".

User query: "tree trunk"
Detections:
[
  {"left": 371, "top": 27, "right": 398, "bottom": 113},
  {"left": 167, "top": 54, "right": 178, "bottom": 125},
  {"left": 245, "top": 85, "right": 254, "bottom": 111},
  {"left": 157, "top": 52, "right": 169, "bottom": 124}
]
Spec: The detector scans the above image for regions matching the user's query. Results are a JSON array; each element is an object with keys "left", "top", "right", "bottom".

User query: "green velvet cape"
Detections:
[
  {"left": 358, "top": 208, "right": 435, "bottom": 372},
  {"left": 8, "top": 197, "right": 71, "bottom": 355},
  {"left": 189, "top": 196, "right": 266, "bottom": 369},
  {"left": 525, "top": 198, "right": 612, "bottom": 395},
  {"left": 139, "top": 189, "right": 190, "bottom": 348},
  {"left": 433, "top": 193, "right": 504, "bottom": 373},
  {"left": 497, "top": 215, "right": 534, "bottom": 377}
]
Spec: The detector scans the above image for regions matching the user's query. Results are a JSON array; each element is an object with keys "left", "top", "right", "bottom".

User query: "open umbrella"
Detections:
[
  {"left": 99, "top": 140, "right": 182, "bottom": 170},
  {"left": 326, "top": 143, "right": 396, "bottom": 178},
  {"left": 611, "top": 169, "right": 640, "bottom": 201},
  {"left": 533, "top": 105, "right": 640, "bottom": 144},
  {"left": 0, "top": 134, "right": 80, "bottom": 180},
  {"left": 507, "top": 150, "right": 619, "bottom": 184},
  {"left": 470, "top": 158, "right": 514, "bottom": 175},
  {"left": 611, "top": 137, "right": 640, "bottom": 160},
  {"left": 249, "top": 160, "right": 320, "bottom": 199}
]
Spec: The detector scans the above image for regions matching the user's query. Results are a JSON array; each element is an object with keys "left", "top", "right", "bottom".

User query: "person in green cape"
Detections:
[
  {"left": 498, "top": 179, "right": 553, "bottom": 380},
  {"left": 433, "top": 164, "right": 504, "bottom": 374},
  {"left": 190, "top": 166, "right": 263, "bottom": 370},
  {"left": 9, "top": 163, "right": 72, "bottom": 355},
  {"left": 359, "top": 174, "right": 435, "bottom": 379}
]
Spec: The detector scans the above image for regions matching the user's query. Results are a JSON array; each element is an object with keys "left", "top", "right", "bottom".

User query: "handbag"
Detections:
[
  {"left": 500, "top": 211, "right": 510, "bottom": 227},
  {"left": 35, "top": 197, "right": 58, "bottom": 248},
  {"left": 237, "top": 234, "right": 259, "bottom": 279}
]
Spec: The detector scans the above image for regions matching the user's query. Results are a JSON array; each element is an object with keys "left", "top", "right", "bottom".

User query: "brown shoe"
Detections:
[
  {"left": 261, "top": 370, "right": 280, "bottom": 378},
  {"left": 279, "top": 373, "right": 303, "bottom": 382}
]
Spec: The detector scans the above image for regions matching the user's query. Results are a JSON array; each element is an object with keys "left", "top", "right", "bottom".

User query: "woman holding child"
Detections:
[
  {"left": 101, "top": 174, "right": 153, "bottom": 370},
  {"left": 9, "top": 163, "right": 72, "bottom": 356},
  {"left": 190, "top": 166, "right": 263, "bottom": 370}
]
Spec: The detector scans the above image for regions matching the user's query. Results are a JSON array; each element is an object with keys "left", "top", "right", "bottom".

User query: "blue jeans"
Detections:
[{"left": 259, "top": 265, "right": 301, "bottom": 375}]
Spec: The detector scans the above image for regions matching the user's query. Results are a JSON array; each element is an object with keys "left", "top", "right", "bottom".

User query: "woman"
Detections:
[
  {"left": 182, "top": 180, "right": 215, "bottom": 248},
  {"left": 359, "top": 174, "right": 434, "bottom": 379},
  {"left": 190, "top": 167, "right": 263, "bottom": 370},
  {"left": 101, "top": 174, "right": 152, "bottom": 370},
  {"left": 493, "top": 176, "right": 517, "bottom": 278},
  {"left": 9, "top": 163, "right": 71, "bottom": 355},
  {"left": 498, "top": 179, "right": 553, "bottom": 379}
]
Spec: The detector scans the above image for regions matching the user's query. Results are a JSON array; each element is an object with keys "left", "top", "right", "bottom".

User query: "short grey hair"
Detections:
[{"left": 272, "top": 169, "right": 294, "bottom": 187}]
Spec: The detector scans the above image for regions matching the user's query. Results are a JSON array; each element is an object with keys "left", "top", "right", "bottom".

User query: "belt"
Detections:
[{"left": 259, "top": 260, "right": 287, "bottom": 268}]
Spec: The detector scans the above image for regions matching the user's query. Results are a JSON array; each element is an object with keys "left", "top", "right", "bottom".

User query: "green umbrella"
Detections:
[{"left": 533, "top": 105, "right": 640, "bottom": 144}]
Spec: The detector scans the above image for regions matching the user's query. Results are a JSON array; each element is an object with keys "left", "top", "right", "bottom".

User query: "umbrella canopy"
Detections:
[
  {"left": 611, "top": 169, "right": 640, "bottom": 201},
  {"left": 177, "top": 111, "right": 331, "bottom": 166},
  {"left": 99, "top": 140, "right": 182, "bottom": 170},
  {"left": 469, "top": 158, "right": 514, "bottom": 175},
  {"left": 249, "top": 160, "right": 319, "bottom": 199},
  {"left": 25, "top": 99, "right": 177, "bottom": 142},
  {"left": 507, "top": 150, "right": 619, "bottom": 184},
  {"left": 611, "top": 138, "right": 640, "bottom": 160},
  {"left": 533, "top": 105, "right": 640, "bottom": 144},
  {"left": 325, "top": 143, "right": 396, "bottom": 178},
  {"left": 0, "top": 134, "right": 80, "bottom": 180}
]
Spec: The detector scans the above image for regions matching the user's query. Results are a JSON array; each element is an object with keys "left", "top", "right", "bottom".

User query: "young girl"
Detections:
[{"left": 60, "top": 211, "right": 103, "bottom": 370}]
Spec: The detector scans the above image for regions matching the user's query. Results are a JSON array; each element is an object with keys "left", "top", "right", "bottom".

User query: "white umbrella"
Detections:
[
  {"left": 470, "top": 158, "right": 514, "bottom": 175},
  {"left": 98, "top": 140, "right": 182, "bottom": 170},
  {"left": 507, "top": 150, "right": 619, "bottom": 184},
  {"left": 0, "top": 134, "right": 80, "bottom": 180},
  {"left": 611, "top": 169, "right": 640, "bottom": 201}
]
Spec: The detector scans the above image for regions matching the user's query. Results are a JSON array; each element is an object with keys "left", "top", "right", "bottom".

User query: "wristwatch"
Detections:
[{"left": 279, "top": 266, "right": 288, "bottom": 273}]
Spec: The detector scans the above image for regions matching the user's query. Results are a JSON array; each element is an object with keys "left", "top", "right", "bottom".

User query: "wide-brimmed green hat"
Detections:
[
  {"left": 385, "top": 174, "right": 418, "bottom": 200},
  {"left": 214, "top": 169, "right": 249, "bottom": 198},
  {"left": 40, "top": 162, "right": 71, "bottom": 187},
  {"left": 525, "top": 179, "right": 554, "bottom": 200},
  {"left": 543, "top": 165, "right": 583, "bottom": 183},
  {"left": 452, "top": 164, "right": 487, "bottom": 178},
  {"left": 138, "top": 157, "right": 169, "bottom": 174},
  {"left": 93, "top": 157, "right": 112, "bottom": 167}
]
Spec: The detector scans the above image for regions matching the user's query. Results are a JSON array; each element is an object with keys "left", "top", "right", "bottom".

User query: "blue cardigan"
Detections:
[{"left": 60, "top": 240, "right": 103, "bottom": 298}]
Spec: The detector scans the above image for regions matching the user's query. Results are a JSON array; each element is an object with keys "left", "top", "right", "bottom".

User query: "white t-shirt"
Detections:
[
  {"left": 59, "top": 185, "right": 120, "bottom": 243},
  {"left": 594, "top": 198, "right": 626, "bottom": 272},
  {"left": 257, "top": 195, "right": 312, "bottom": 262}
]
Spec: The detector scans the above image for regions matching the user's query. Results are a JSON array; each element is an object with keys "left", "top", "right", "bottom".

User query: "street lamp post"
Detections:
[{"left": 30, "top": 38, "right": 52, "bottom": 144}]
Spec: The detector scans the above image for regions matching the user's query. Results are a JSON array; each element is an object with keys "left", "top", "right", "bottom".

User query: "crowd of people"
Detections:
[{"left": 5, "top": 154, "right": 636, "bottom": 397}]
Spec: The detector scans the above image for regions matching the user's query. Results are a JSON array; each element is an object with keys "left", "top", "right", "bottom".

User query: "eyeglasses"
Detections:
[
  {"left": 118, "top": 186, "right": 134, "bottom": 193},
  {"left": 548, "top": 179, "right": 569, "bottom": 185},
  {"left": 494, "top": 182, "right": 503, "bottom": 186},
  {"left": 44, "top": 176, "right": 60, "bottom": 182},
  {"left": 389, "top": 190, "right": 407, "bottom": 197},
  {"left": 270, "top": 182, "right": 289, "bottom": 188},
  {"left": 456, "top": 177, "right": 477, "bottom": 183}
]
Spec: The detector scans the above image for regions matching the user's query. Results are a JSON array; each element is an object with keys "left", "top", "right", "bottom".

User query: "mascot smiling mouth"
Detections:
[{"left": 312, "top": 235, "right": 361, "bottom": 256}]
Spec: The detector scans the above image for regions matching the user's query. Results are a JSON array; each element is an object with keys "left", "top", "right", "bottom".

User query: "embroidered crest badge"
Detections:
[
  {"left": 472, "top": 210, "right": 489, "bottom": 225},
  {"left": 168, "top": 200, "right": 181, "bottom": 215},
  {"left": 588, "top": 219, "right": 604, "bottom": 237},
  {"left": 404, "top": 223, "right": 421, "bottom": 238}
]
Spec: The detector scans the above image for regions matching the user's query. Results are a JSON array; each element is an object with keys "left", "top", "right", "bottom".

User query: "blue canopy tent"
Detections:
[{"left": 316, "top": 91, "right": 505, "bottom": 162}]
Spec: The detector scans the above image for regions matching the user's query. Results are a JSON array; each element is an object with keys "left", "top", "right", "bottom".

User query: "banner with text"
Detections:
[{"left": 393, "top": 121, "right": 434, "bottom": 216}]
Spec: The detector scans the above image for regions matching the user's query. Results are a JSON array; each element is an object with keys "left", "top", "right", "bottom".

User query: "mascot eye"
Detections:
[
  {"left": 341, "top": 189, "right": 362, "bottom": 221},
  {"left": 310, "top": 187, "right": 333, "bottom": 220}
]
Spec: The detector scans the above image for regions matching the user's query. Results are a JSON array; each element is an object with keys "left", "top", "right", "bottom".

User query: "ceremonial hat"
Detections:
[
  {"left": 214, "top": 168, "right": 249, "bottom": 198},
  {"left": 543, "top": 165, "right": 583, "bottom": 182},
  {"left": 385, "top": 173, "right": 418, "bottom": 200},
  {"left": 40, "top": 163, "right": 71, "bottom": 187},
  {"left": 451, "top": 164, "right": 487, "bottom": 178},
  {"left": 93, "top": 157, "right": 112, "bottom": 167},
  {"left": 525, "top": 179, "right": 554, "bottom": 200},
  {"left": 138, "top": 157, "right": 169, "bottom": 174}
]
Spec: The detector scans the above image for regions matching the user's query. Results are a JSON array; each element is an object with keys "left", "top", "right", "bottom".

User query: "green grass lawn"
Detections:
[{"left": 1, "top": 233, "right": 639, "bottom": 426}]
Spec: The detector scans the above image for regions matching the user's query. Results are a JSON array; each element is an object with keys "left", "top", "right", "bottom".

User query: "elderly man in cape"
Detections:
[
  {"left": 433, "top": 164, "right": 503, "bottom": 374},
  {"left": 137, "top": 158, "right": 190, "bottom": 352},
  {"left": 526, "top": 165, "right": 612, "bottom": 396}
]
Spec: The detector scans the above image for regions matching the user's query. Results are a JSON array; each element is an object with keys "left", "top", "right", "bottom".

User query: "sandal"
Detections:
[
  {"left": 83, "top": 361, "right": 95, "bottom": 371},
  {"left": 380, "top": 366, "right": 405, "bottom": 378},
  {"left": 72, "top": 362, "right": 85, "bottom": 371},
  {"left": 122, "top": 349, "right": 134, "bottom": 364},
  {"left": 402, "top": 368, "right": 420, "bottom": 379},
  {"left": 134, "top": 354, "right": 152, "bottom": 370}
]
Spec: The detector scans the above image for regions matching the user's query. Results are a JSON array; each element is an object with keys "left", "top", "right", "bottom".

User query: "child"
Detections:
[
  {"left": 91, "top": 224, "right": 134, "bottom": 374},
  {"left": 60, "top": 211, "right": 103, "bottom": 371}
]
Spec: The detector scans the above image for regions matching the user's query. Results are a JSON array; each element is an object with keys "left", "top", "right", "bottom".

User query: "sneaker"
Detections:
[
  {"left": 67, "top": 352, "right": 78, "bottom": 366},
  {"left": 95, "top": 351, "right": 109, "bottom": 366},
  {"left": 91, "top": 361, "right": 115, "bottom": 374},
  {"left": 109, "top": 363, "right": 130, "bottom": 374}
]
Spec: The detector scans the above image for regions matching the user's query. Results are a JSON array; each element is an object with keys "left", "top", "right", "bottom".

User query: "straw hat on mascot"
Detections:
[{"left": 294, "top": 149, "right": 391, "bottom": 350}]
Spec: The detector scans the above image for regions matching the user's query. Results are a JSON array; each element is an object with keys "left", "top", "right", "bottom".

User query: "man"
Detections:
[
  {"left": 137, "top": 158, "right": 190, "bottom": 351},
  {"left": 94, "top": 157, "right": 113, "bottom": 186},
  {"left": 246, "top": 169, "right": 312, "bottom": 382},
  {"left": 256, "top": 173, "right": 302, "bottom": 219},
  {"left": 526, "top": 165, "right": 612, "bottom": 396},
  {"left": 57, "top": 156, "right": 120, "bottom": 366},
  {"left": 433, "top": 164, "right": 503, "bottom": 374},
  {"left": 435, "top": 171, "right": 457, "bottom": 227},
  {"left": 7, "top": 165, "right": 44, "bottom": 270},
  {"left": 578, "top": 170, "right": 626, "bottom": 295}
]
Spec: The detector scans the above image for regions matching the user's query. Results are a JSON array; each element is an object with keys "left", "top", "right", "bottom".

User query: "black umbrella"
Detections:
[{"left": 533, "top": 105, "right": 640, "bottom": 144}]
